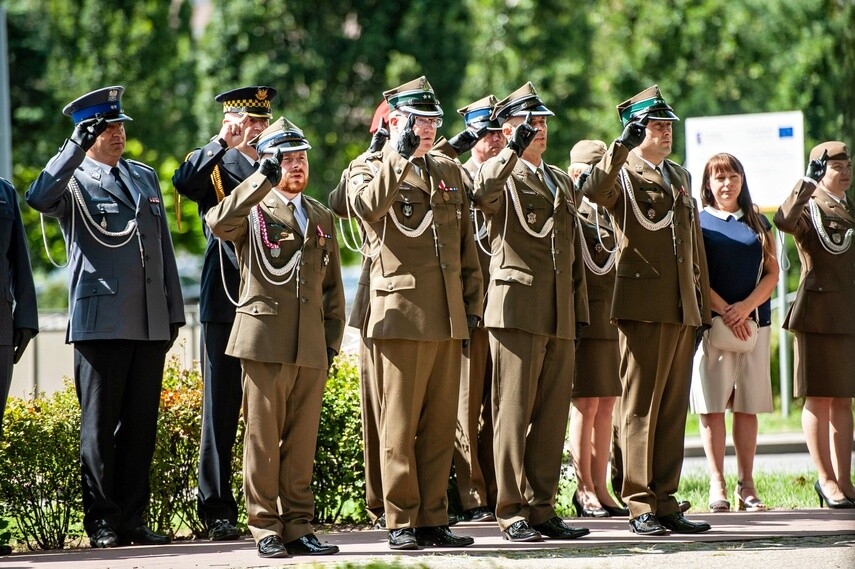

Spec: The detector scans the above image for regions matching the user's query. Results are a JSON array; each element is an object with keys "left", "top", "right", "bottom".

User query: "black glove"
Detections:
[
  {"left": 327, "top": 347, "right": 338, "bottom": 370},
  {"left": 574, "top": 322, "right": 583, "bottom": 349},
  {"left": 615, "top": 118, "right": 647, "bottom": 151},
  {"left": 575, "top": 167, "right": 592, "bottom": 192},
  {"left": 694, "top": 325, "right": 709, "bottom": 353},
  {"left": 462, "top": 315, "right": 481, "bottom": 352},
  {"left": 259, "top": 148, "right": 283, "bottom": 186},
  {"left": 12, "top": 328, "right": 37, "bottom": 364},
  {"left": 396, "top": 114, "right": 421, "bottom": 159},
  {"left": 368, "top": 118, "right": 389, "bottom": 153},
  {"left": 506, "top": 112, "right": 538, "bottom": 156},
  {"left": 70, "top": 116, "right": 109, "bottom": 151},
  {"left": 806, "top": 149, "right": 828, "bottom": 182},
  {"left": 166, "top": 323, "right": 180, "bottom": 352},
  {"left": 448, "top": 125, "right": 487, "bottom": 156}
]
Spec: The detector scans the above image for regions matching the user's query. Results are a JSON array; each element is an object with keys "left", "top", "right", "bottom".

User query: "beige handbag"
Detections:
[{"left": 708, "top": 316, "right": 758, "bottom": 353}]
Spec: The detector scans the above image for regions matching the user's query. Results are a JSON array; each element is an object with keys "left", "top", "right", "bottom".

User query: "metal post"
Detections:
[{"left": 776, "top": 230, "right": 791, "bottom": 418}]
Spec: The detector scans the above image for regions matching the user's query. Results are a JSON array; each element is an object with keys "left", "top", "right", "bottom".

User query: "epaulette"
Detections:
[{"left": 126, "top": 159, "right": 156, "bottom": 174}]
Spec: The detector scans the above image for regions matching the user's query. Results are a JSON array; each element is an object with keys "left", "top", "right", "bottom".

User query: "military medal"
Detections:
[
  {"left": 442, "top": 193, "right": 450, "bottom": 202},
  {"left": 100, "top": 216, "right": 107, "bottom": 229},
  {"left": 316, "top": 224, "right": 332, "bottom": 248},
  {"left": 402, "top": 203, "right": 414, "bottom": 218},
  {"left": 833, "top": 233, "right": 843, "bottom": 244},
  {"left": 271, "top": 245, "right": 281, "bottom": 258},
  {"left": 595, "top": 243, "right": 603, "bottom": 252},
  {"left": 256, "top": 205, "right": 285, "bottom": 257},
  {"left": 527, "top": 211, "right": 537, "bottom": 225},
  {"left": 647, "top": 208, "right": 656, "bottom": 220}
]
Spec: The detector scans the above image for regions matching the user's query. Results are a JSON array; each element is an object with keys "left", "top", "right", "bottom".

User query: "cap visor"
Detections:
[
  {"left": 105, "top": 113, "right": 133, "bottom": 123},
  {"left": 398, "top": 104, "right": 443, "bottom": 117}
]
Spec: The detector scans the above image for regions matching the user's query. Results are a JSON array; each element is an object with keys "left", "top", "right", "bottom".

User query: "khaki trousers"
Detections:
[
  {"left": 358, "top": 336, "right": 384, "bottom": 519},
  {"left": 374, "top": 338, "right": 460, "bottom": 529},
  {"left": 489, "top": 328, "right": 574, "bottom": 531},
  {"left": 453, "top": 326, "right": 494, "bottom": 511},
  {"left": 241, "top": 359, "right": 325, "bottom": 544},
  {"left": 617, "top": 321, "right": 694, "bottom": 518}
]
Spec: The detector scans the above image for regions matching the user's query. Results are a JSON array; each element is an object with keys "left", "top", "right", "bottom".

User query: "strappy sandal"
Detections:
[
  {"left": 735, "top": 480, "right": 767, "bottom": 512},
  {"left": 708, "top": 482, "right": 730, "bottom": 512}
]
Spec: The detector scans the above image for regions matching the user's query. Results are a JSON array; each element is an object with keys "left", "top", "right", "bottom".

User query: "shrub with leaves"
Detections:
[{"left": 0, "top": 382, "right": 83, "bottom": 550}]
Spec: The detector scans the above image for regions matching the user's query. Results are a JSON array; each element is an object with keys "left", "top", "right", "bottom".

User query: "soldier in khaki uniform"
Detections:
[
  {"left": 347, "top": 77, "right": 483, "bottom": 550},
  {"left": 774, "top": 141, "right": 855, "bottom": 508},
  {"left": 328, "top": 101, "right": 390, "bottom": 528},
  {"left": 206, "top": 118, "right": 345, "bottom": 558},
  {"left": 473, "top": 83, "right": 590, "bottom": 542},
  {"left": 581, "top": 85, "right": 712, "bottom": 536},
  {"left": 451, "top": 95, "right": 504, "bottom": 522}
]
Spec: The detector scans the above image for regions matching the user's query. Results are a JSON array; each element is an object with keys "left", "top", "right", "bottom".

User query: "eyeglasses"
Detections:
[{"left": 411, "top": 115, "right": 443, "bottom": 129}]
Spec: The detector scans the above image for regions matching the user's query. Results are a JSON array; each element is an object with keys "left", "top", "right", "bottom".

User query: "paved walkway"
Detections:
[{"left": 6, "top": 509, "right": 854, "bottom": 568}]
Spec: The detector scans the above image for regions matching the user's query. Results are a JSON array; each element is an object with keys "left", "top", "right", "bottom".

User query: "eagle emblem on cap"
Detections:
[
  {"left": 256, "top": 88, "right": 269, "bottom": 101},
  {"left": 108, "top": 89, "right": 119, "bottom": 101}
]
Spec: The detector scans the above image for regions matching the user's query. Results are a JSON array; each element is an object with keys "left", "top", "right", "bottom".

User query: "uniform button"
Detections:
[
  {"left": 300, "top": 296, "right": 308, "bottom": 303},
  {"left": 395, "top": 167, "right": 402, "bottom": 174},
  {"left": 678, "top": 257, "right": 683, "bottom": 263},
  {"left": 206, "top": 151, "right": 214, "bottom": 157},
  {"left": 556, "top": 269, "right": 562, "bottom": 274},
  {"left": 634, "top": 272, "right": 640, "bottom": 278},
  {"left": 146, "top": 278, "right": 151, "bottom": 284},
  {"left": 441, "top": 263, "right": 448, "bottom": 269},
  {"left": 92, "top": 288, "right": 97, "bottom": 294},
  {"left": 676, "top": 238, "right": 683, "bottom": 244},
  {"left": 252, "top": 183, "right": 258, "bottom": 188},
  {"left": 300, "top": 278, "right": 306, "bottom": 284},
  {"left": 500, "top": 159, "right": 506, "bottom": 164},
  {"left": 438, "top": 242, "right": 444, "bottom": 248},
  {"left": 252, "top": 307, "right": 258, "bottom": 314},
  {"left": 818, "top": 286, "right": 823, "bottom": 292},
  {"left": 387, "top": 284, "right": 393, "bottom": 291},
  {"left": 301, "top": 260, "right": 306, "bottom": 265}
]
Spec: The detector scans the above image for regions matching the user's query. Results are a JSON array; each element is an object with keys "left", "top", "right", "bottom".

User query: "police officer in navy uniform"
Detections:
[
  {"left": 26, "top": 86, "right": 185, "bottom": 548},
  {"left": 172, "top": 86, "right": 277, "bottom": 541},
  {"left": 0, "top": 177, "right": 39, "bottom": 430}
]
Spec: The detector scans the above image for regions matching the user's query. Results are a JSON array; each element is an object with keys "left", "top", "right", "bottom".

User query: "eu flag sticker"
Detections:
[{"left": 778, "top": 127, "right": 794, "bottom": 138}]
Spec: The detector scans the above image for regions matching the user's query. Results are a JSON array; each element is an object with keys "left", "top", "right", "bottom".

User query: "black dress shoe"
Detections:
[
  {"left": 502, "top": 519, "right": 543, "bottom": 542},
  {"left": 465, "top": 507, "right": 496, "bottom": 522},
  {"left": 208, "top": 519, "right": 240, "bottom": 541},
  {"left": 373, "top": 512, "right": 387, "bottom": 529},
  {"left": 658, "top": 512, "right": 711, "bottom": 534},
  {"left": 284, "top": 533, "right": 339, "bottom": 555},
  {"left": 89, "top": 521, "right": 119, "bottom": 548},
  {"left": 532, "top": 516, "right": 590, "bottom": 539},
  {"left": 447, "top": 513, "right": 462, "bottom": 526},
  {"left": 257, "top": 535, "right": 290, "bottom": 558},
  {"left": 415, "top": 525, "right": 474, "bottom": 547},
  {"left": 572, "top": 492, "right": 609, "bottom": 517},
  {"left": 388, "top": 528, "right": 418, "bottom": 550},
  {"left": 602, "top": 504, "right": 630, "bottom": 517},
  {"left": 118, "top": 525, "right": 171, "bottom": 545},
  {"left": 629, "top": 512, "right": 667, "bottom": 536}
]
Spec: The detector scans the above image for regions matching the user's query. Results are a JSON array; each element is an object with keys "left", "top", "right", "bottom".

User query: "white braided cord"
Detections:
[{"left": 809, "top": 198, "right": 853, "bottom": 255}]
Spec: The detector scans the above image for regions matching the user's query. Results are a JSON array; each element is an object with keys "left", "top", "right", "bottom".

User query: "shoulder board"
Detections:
[{"left": 126, "top": 159, "right": 156, "bottom": 174}]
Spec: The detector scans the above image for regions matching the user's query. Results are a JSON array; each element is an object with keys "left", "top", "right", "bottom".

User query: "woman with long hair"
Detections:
[{"left": 690, "top": 153, "right": 779, "bottom": 513}]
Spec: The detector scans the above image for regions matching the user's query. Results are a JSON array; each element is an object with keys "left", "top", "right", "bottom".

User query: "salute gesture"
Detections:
[
  {"left": 396, "top": 113, "right": 421, "bottom": 159},
  {"left": 70, "top": 115, "right": 109, "bottom": 151},
  {"left": 507, "top": 112, "right": 538, "bottom": 156},
  {"left": 217, "top": 113, "right": 251, "bottom": 148},
  {"left": 806, "top": 148, "right": 828, "bottom": 182}
]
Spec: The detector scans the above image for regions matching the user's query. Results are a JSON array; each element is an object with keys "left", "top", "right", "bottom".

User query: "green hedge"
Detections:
[{"left": 0, "top": 351, "right": 366, "bottom": 550}]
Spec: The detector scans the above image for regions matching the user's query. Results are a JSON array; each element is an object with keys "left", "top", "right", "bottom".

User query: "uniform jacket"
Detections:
[
  {"left": 26, "top": 140, "right": 185, "bottom": 343},
  {"left": 576, "top": 196, "right": 618, "bottom": 340},
  {"left": 206, "top": 172, "right": 345, "bottom": 369},
  {"left": 172, "top": 142, "right": 256, "bottom": 323},
  {"left": 774, "top": 180, "right": 855, "bottom": 335},
  {"left": 473, "top": 147, "right": 588, "bottom": 340},
  {"left": 0, "top": 178, "right": 38, "bottom": 345},
  {"left": 330, "top": 155, "right": 373, "bottom": 330},
  {"left": 347, "top": 143, "right": 483, "bottom": 341},
  {"left": 582, "top": 142, "right": 711, "bottom": 327},
  {"left": 462, "top": 156, "right": 492, "bottom": 295}
]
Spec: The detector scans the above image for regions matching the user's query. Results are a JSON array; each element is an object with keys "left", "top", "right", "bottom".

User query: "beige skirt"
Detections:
[
  {"left": 573, "top": 338, "right": 622, "bottom": 398},
  {"left": 793, "top": 331, "right": 855, "bottom": 398},
  {"left": 690, "top": 326, "right": 773, "bottom": 414}
]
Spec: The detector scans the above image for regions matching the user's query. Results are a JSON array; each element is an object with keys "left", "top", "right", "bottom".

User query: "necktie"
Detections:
[
  {"left": 537, "top": 167, "right": 555, "bottom": 196},
  {"left": 413, "top": 157, "right": 430, "bottom": 185},
  {"left": 287, "top": 202, "right": 296, "bottom": 213},
  {"left": 111, "top": 167, "right": 135, "bottom": 205}
]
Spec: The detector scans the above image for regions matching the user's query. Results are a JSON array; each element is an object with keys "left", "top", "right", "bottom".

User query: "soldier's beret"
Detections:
[
  {"left": 569, "top": 140, "right": 607, "bottom": 166},
  {"left": 369, "top": 100, "right": 390, "bottom": 134},
  {"left": 62, "top": 86, "right": 133, "bottom": 124},
  {"left": 810, "top": 141, "right": 849, "bottom": 161},
  {"left": 215, "top": 86, "right": 278, "bottom": 118}
]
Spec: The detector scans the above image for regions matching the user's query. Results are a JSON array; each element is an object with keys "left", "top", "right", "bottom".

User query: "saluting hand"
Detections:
[
  {"left": 217, "top": 113, "right": 250, "bottom": 149},
  {"left": 396, "top": 114, "right": 421, "bottom": 159},
  {"left": 448, "top": 125, "right": 487, "bottom": 156},
  {"left": 616, "top": 117, "right": 647, "bottom": 151},
  {"left": 258, "top": 148, "right": 284, "bottom": 186},
  {"left": 70, "top": 116, "right": 109, "bottom": 151},
  {"left": 368, "top": 118, "right": 390, "bottom": 153},
  {"left": 507, "top": 112, "right": 538, "bottom": 156},
  {"left": 806, "top": 149, "right": 828, "bottom": 182}
]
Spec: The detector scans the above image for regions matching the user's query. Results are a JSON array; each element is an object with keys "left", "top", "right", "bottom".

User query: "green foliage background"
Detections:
[{"left": 4, "top": 0, "right": 853, "bottom": 274}]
